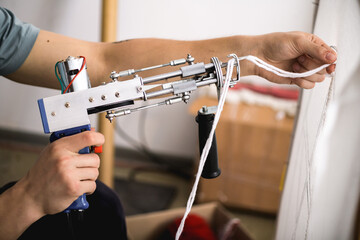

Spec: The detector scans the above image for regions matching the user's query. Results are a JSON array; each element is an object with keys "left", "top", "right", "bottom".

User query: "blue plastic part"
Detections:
[
  {"left": 63, "top": 194, "right": 89, "bottom": 213},
  {"left": 50, "top": 124, "right": 92, "bottom": 212},
  {"left": 37, "top": 99, "right": 50, "bottom": 134}
]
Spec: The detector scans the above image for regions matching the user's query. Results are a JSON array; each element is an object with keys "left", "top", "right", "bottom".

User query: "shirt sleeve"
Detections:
[{"left": 0, "top": 7, "right": 40, "bottom": 75}]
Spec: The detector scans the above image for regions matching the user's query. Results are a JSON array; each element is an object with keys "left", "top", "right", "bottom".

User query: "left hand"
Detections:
[{"left": 253, "top": 31, "right": 337, "bottom": 89}]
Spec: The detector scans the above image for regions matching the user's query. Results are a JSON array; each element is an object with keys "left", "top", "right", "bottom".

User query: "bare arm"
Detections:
[
  {"left": 6, "top": 30, "right": 336, "bottom": 90},
  {"left": 5, "top": 30, "right": 257, "bottom": 89},
  {"left": 0, "top": 180, "right": 43, "bottom": 240}
]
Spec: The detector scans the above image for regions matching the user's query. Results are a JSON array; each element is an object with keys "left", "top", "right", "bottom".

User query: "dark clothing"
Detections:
[{"left": 0, "top": 180, "right": 127, "bottom": 240}]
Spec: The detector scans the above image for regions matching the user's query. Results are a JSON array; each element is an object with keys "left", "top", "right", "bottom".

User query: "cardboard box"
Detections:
[
  {"left": 126, "top": 202, "right": 253, "bottom": 240},
  {"left": 189, "top": 97, "right": 294, "bottom": 213}
]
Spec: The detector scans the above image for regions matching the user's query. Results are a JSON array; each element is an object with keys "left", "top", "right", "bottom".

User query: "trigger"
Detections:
[{"left": 92, "top": 145, "right": 103, "bottom": 154}]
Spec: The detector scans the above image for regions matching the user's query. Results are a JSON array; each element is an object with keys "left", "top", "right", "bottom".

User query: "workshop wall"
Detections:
[{"left": 0, "top": 0, "right": 316, "bottom": 158}]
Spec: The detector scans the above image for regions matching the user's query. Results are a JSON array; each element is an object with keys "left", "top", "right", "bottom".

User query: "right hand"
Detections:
[{"left": 20, "top": 131, "right": 104, "bottom": 216}]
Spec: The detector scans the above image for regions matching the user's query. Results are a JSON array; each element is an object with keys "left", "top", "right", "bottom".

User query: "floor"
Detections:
[{"left": 0, "top": 129, "right": 277, "bottom": 240}]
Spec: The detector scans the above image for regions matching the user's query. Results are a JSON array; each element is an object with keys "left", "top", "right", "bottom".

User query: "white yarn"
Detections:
[
  {"left": 175, "top": 55, "right": 333, "bottom": 240},
  {"left": 239, "top": 55, "right": 332, "bottom": 78},
  {"left": 175, "top": 58, "right": 235, "bottom": 240}
]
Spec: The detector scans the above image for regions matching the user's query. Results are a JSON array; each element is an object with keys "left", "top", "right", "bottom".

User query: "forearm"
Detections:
[
  {"left": 100, "top": 35, "right": 258, "bottom": 80},
  {"left": 0, "top": 179, "right": 44, "bottom": 240},
  {"left": 8, "top": 30, "right": 334, "bottom": 90},
  {"left": 6, "top": 30, "right": 258, "bottom": 89}
]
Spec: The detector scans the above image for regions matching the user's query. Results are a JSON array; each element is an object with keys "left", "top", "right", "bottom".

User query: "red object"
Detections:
[
  {"left": 231, "top": 82, "right": 299, "bottom": 100},
  {"left": 164, "top": 214, "right": 217, "bottom": 240},
  {"left": 93, "top": 145, "right": 103, "bottom": 154}
]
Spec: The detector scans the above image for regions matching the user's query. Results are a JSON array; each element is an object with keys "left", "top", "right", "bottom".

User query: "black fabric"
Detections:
[{"left": 0, "top": 180, "right": 127, "bottom": 240}]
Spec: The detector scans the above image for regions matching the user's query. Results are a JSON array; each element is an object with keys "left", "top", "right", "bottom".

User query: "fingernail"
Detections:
[{"left": 326, "top": 52, "right": 336, "bottom": 62}]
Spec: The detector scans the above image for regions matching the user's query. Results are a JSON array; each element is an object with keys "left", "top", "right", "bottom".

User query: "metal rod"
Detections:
[
  {"left": 196, "top": 78, "right": 217, "bottom": 87},
  {"left": 143, "top": 70, "right": 183, "bottom": 84},
  {"left": 142, "top": 62, "right": 218, "bottom": 84},
  {"left": 132, "top": 102, "right": 165, "bottom": 112},
  {"left": 145, "top": 88, "right": 174, "bottom": 98},
  {"left": 144, "top": 78, "right": 217, "bottom": 100}
]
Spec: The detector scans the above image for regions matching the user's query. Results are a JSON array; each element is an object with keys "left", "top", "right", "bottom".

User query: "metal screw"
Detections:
[
  {"left": 101, "top": 95, "right": 107, "bottom": 100},
  {"left": 51, "top": 112, "right": 56, "bottom": 116},
  {"left": 183, "top": 95, "right": 190, "bottom": 104},
  {"left": 110, "top": 71, "right": 118, "bottom": 82},
  {"left": 115, "top": 92, "right": 120, "bottom": 98},
  {"left": 65, "top": 102, "right": 70, "bottom": 108},
  {"left": 137, "top": 86, "right": 143, "bottom": 92},
  {"left": 202, "top": 106, "right": 208, "bottom": 113},
  {"left": 89, "top": 97, "right": 94, "bottom": 102},
  {"left": 186, "top": 54, "right": 195, "bottom": 65},
  {"left": 106, "top": 111, "right": 114, "bottom": 123}
]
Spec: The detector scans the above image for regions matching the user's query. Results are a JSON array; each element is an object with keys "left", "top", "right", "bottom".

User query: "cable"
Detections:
[
  {"left": 115, "top": 121, "right": 192, "bottom": 179},
  {"left": 62, "top": 56, "right": 86, "bottom": 94},
  {"left": 115, "top": 122, "right": 155, "bottom": 160},
  {"left": 55, "top": 61, "right": 65, "bottom": 93},
  {"left": 66, "top": 212, "right": 76, "bottom": 240}
]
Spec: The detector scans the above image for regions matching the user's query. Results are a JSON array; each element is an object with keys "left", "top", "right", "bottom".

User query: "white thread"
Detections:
[
  {"left": 239, "top": 55, "right": 332, "bottom": 78},
  {"left": 175, "top": 58, "right": 235, "bottom": 239},
  {"left": 175, "top": 55, "right": 333, "bottom": 240}
]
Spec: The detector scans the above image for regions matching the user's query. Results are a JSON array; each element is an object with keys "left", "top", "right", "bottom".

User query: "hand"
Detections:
[
  {"left": 253, "top": 31, "right": 337, "bottom": 89},
  {"left": 20, "top": 131, "right": 104, "bottom": 216}
]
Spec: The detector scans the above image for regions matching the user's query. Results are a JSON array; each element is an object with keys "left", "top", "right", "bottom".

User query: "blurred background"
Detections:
[{"left": 0, "top": 0, "right": 319, "bottom": 239}]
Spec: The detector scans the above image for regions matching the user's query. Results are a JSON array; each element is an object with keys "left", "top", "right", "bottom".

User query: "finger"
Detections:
[
  {"left": 296, "top": 34, "right": 337, "bottom": 64},
  {"left": 293, "top": 62, "right": 325, "bottom": 83},
  {"left": 74, "top": 153, "right": 100, "bottom": 168},
  {"left": 79, "top": 180, "right": 97, "bottom": 195},
  {"left": 326, "top": 64, "right": 336, "bottom": 74},
  {"left": 292, "top": 78, "right": 316, "bottom": 89},
  {"left": 59, "top": 131, "right": 105, "bottom": 153},
  {"left": 76, "top": 168, "right": 99, "bottom": 181},
  {"left": 297, "top": 55, "right": 327, "bottom": 75}
]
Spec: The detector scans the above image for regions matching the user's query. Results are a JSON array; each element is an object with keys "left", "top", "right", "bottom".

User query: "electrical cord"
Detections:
[
  {"left": 55, "top": 61, "right": 65, "bottom": 93},
  {"left": 62, "top": 56, "right": 86, "bottom": 94},
  {"left": 115, "top": 120, "right": 192, "bottom": 179},
  {"left": 66, "top": 210, "right": 84, "bottom": 240},
  {"left": 54, "top": 56, "right": 86, "bottom": 94},
  {"left": 66, "top": 212, "right": 76, "bottom": 240}
]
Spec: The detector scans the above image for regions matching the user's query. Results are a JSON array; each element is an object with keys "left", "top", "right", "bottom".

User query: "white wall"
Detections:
[{"left": 0, "top": 0, "right": 316, "bottom": 158}]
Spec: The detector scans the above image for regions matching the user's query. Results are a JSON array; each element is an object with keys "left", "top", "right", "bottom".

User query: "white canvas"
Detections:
[{"left": 276, "top": 0, "right": 360, "bottom": 239}]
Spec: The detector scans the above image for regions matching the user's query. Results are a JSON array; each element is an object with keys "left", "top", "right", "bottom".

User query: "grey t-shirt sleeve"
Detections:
[{"left": 0, "top": 7, "right": 40, "bottom": 75}]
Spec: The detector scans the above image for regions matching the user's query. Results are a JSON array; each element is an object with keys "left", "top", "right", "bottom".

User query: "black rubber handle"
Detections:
[{"left": 196, "top": 107, "right": 221, "bottom": 179}]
